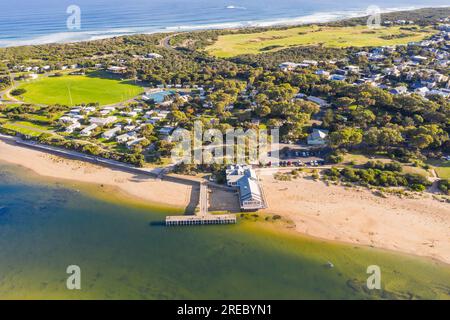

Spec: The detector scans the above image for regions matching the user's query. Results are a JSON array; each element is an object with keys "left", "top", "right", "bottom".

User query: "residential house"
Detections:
[
  {"left": 126, "top": 137, "right": 146, "bottom": 149},
  {"left": 80, "top": 124, "right": 98, "bottom": 137},
  {"left": 307, "top": 129, "right": 329, "bottom": 146},
  {"left": 307, "top": 96, "right": 329, "bottom": 107},
  {"left": 116, "top": 132, "right": 137, "bottom": 143},
  {"left": 89, "top": 116, "right": 117, "bottom": 126},
  {"left": 102, "top": 126, "right": 122, "bottom": 140},
  {"left": 389, "top": 86, "right": 408, "bottom": 95},
  {"left": 279, "top": 62, "right": 300, "bottom": 71},
  {"left": 65, "top": 122, "right": 81, "bottom": 134},
  {"left": 107, "top": 66, "right": 127, "bottom": 74}
]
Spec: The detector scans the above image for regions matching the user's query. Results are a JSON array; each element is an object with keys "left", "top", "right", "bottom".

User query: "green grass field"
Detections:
[
  {"left": 2, "top": 121, "right": 55, "bottom": 137},
  {"left": 428, "top": 160, "right": 450, "bottom": 179},
  {"left": 206, "top": 25, "right": 434, "bottom": 58},
  {"left": 17, "top": 73, "right": 143, "bottom": 106},
  {"left": 402, "top": 165, "right": 430, "bottom": 178}
]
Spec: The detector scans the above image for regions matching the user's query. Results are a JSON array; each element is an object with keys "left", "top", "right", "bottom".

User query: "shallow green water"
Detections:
[{"left": 0, "top": 163, "right": 449, "bottom": 299}]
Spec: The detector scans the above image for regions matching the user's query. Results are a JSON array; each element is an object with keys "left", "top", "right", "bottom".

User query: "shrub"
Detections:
[
  {"left": 364, "top": 160, "right": 402, "bottom": 172},
  {"left": 328, "top": 154, "right": 344, "bottom": 164},
  {"left": 10, "top": 88, "right": 26, "bottom": 96},
  {"left": 410, "top": 184, "right": 426, "bottom": 192},
  {"left": 438, "top": 180, "right": 450, "bottom": 194}
]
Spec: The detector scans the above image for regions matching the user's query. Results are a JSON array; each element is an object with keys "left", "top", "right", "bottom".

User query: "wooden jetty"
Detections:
[{"left": 165, "top": 214, "right": 237, "bottom": 226}]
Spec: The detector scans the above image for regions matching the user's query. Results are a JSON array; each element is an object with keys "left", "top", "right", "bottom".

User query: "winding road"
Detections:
[{"left": 158, "top": 33, "right": 180, "bottom": 51}]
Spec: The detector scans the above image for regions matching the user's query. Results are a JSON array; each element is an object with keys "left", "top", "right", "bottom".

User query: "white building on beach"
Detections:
[{"left": 226, "top": 165, "right": 265, "bottom": 211}]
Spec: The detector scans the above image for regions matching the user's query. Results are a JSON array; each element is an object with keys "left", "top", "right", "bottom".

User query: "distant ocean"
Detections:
[{"left": 0, "top": 0, "right": 448, "bottom": 47}]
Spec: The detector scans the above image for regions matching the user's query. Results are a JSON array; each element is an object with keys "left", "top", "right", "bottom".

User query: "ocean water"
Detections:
[
  {"left": 0, "top": 0, "right": 448, "bottom": 47},
  {"left": 0, "top": 162, "right": 449, "bottom": 299}
]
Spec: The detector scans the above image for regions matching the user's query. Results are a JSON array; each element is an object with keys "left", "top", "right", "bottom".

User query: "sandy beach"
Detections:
[
  {"left": 0, "top": 139, "right": 193, "bottom": 209},
  {"left": 1, "top": 138, "right": 449, "bottom": 264},
  {"left": 260, "top": 173, "right": 450, "bottom": 264}
]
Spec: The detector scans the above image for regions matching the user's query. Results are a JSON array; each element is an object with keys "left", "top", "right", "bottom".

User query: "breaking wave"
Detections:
[{"left": 0, "top": 5, "right": 446, "bottom": 47}]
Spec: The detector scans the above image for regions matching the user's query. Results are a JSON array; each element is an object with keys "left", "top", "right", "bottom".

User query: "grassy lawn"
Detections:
[
  {"left": 2, "top": 121, "right": 54, "bottom": 137},
  {"left": 24, "top": 113, "right": 62, "bottom": 123},
  {"left": 206, "top": 25, "right": 434, "bottom": 57},
  {"left": 342, "top": 153, "right": 371, "bottom": 166},
  {"left": 428, "top": 160, "right": 450, "bottom": 179},
  {"left": 402, "top": 166, "right": 430, "bottom": 178},
  {"left": 17, "top": 73, "right": 143, "bottom": 106}
]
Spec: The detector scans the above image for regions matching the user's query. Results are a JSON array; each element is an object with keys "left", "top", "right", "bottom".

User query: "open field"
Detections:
[
  {"left": 17, "top": 72, "right": 143, "bottom": 106},
  {"left": 2, "top": 121, "right": 54, "bottom": 137},
  {"left": 429, "top": 160, "right": 450, "bottom": 179},
  {"left": 206, "top": 25, "right": 435, "bottom": 58}
]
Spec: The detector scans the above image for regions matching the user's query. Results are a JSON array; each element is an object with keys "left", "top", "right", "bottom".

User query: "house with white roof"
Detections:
[
  {"left": 279, "top": 62, "right": 300, "bottom": 71},
  {"left": 65, "top": 122, "right": 81, "bottom": 134},
  {"left": 415, "top": 87, "right": 430, "bottom": 96},
  {"left": 126, "top": 137, "right": 147, "bottom": 149},
  {"left": 116, "top": 132, "right": 137, "bottom": 143},
  {"left": 390, "top": 86, "right": 408, "bottom": 95},
  {"left": 315, "top": 70, "right": 330, "bottom": 78},
  {"left": 89, "top": 116, "right": 117, "bottom": 126},
  {"left": 307, "top": 129, "right": 329, "bottom": 146},
  {"left": 80, "top": 124, "right": 98, "bottom": 137},
  {"left": 307, "top": 96, "right": 329, "bottom": 107},
  {"left": 146, "top": 53, "right": 163, "bottom": 59},
  {"left": 107, "top": 66, "right": 127, "bottom": 74},
  {"left": 102, "top": 126, "right": 122, "bottom": 140}
]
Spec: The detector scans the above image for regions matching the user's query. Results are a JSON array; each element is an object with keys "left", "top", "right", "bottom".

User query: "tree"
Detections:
[
  {"left": 167, "top": 110, "right": 188, "bottom": 125},
  {"left": 255, "top": 104, "right": 271, "bottom": 117},
  {"left": 335, "top": 97, "right": 355, "bottom": 108},
  {"left": 329, "top": 127, "right": 363, "bottom": 148},
  {"left": 140, "top": 124, "right": 155, "bottom": 139},
  {"left": 364, "top": 127, "right": 404, "bottom": 148},
  {"left": 351, "top": 109, "right": 376, "bottom": 128},
  {"left": 296, "top": 100, "right": 320, "bottom": 115},
  {"left": 410, "top": 133, "right": 433, "bottom": 149},
  {"left": 10, "top": 88, "right": 26, "bottom": 96}
]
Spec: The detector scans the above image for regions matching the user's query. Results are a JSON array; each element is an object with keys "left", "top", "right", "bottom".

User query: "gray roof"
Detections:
[{"left": 238, "top": 177, "right": 262, "bottom": 204}]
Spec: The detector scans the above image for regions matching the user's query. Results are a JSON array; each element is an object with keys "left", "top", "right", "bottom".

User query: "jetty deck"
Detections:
[
  {"left": 198, "top": 182, "right": 208, "bottom": 216},
  {"left": 165, "top": 214, "right": 237, "bottom": 226}
]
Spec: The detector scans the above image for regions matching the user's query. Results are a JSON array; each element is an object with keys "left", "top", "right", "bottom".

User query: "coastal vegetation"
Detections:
[
  {"left": 323, "top": 164, "right": 431, "bottom": 192},
  {"left": 0, "top": 63, "right": 11, "bottom": 90}
]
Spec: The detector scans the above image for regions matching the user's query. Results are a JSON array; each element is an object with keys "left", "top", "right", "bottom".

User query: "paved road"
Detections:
[
  {"left": 256, "top": 165, "right": 332, "bottom": 176},
  {"left": 159, "top": 33, "right": 180, "bottom": 50}
]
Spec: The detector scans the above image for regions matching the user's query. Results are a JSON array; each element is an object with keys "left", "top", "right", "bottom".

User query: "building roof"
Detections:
[
  {"left": 226, "top": 165, "right": 264, "bottom": 210},
  {"left": 238, "top": 176, "right": 263, "bottom": 205}
]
